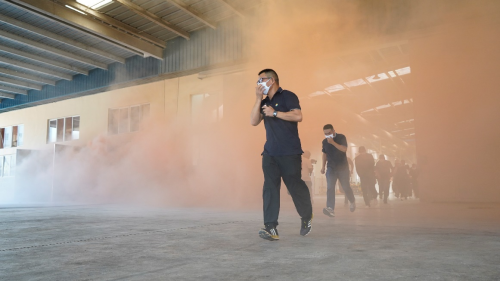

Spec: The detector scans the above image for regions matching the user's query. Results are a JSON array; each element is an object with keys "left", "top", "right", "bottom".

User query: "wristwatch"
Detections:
[{"left": 273, "top": 111, "right": 278, "bottom": 117}]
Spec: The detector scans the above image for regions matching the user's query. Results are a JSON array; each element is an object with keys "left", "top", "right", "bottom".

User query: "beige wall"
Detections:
[{"left": 0, "top": 74, "right": 230, "bottom": 157}]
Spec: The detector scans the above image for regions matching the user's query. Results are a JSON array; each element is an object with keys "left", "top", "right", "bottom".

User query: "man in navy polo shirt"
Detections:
[
  {"left": 320, "top": 124, "right": 356, "bottom": 217},
  {"left": 250, "top": 69, "right": 313, "bottom": 241}
]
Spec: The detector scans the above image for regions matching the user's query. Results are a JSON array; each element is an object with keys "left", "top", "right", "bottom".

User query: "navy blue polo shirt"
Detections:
[
  {"left": 260, "top": 87, "right": 303, "bottom": 156},
  {"left": 322, "top": 133, "right": 349, "bottom": 171}
]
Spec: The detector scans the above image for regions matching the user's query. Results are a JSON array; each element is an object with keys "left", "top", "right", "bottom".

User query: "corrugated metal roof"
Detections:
[
  {"left": 98, "top": 0, "right": 258, "bottom": 43},
  {"left": 0, "top": 2, "right": 138, "bottom": 59},
  {"left": 0, "top": 0, "right": 260, "bottom": 111}
]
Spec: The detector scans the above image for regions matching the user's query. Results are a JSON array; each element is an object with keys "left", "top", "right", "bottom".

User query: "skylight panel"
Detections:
[
  {"left": 344, "top": 79, "right": 366, "bottom": 87},
  {"left": 395, "top": 66, "right": 411, "bottom": 76},
  {"left": 76, "top": 0, "right": 113, "bottom": 9},
  {"left": 324, "top": 84, "right": 345, "bottom": 93},
  {"left": 366, "top": 73, "right": 389, "bottom": 83},
  {"left": 376, "top": 104, "right": 391, "bottom": 110}
]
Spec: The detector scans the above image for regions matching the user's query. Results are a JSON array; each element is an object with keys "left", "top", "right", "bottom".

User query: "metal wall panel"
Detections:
[
  {"left": 0, "top": 17, "right": 244, "bottom": 112},
  {"left": 162, "top": 17, "right": 243, "bottom": 73}
]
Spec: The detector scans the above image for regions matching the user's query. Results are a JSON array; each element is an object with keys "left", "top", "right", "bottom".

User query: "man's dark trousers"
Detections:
[
  {"left": 263, "top": 154, "right": 313, "bottom": 227},
  {"left": 359, "top": 174, "right": 376, "bottom": 206},
  {"left": 378, "top": 177, "right": 391, "bottom": 203},
  {"left": 326, "top": 168, "right": 355, "bottom": 210}
]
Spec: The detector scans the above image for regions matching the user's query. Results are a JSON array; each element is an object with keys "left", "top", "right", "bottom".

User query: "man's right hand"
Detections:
[
  {"left": 255, "top": 84, "right": 264, "bottom": 100},
  {"left": 321, "top": 167, "right": 325, "bottom": 174}
]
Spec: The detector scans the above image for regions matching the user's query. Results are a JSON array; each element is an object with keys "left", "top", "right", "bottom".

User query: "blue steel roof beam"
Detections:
[
  {"left": 0, "top": 44, "right": 89, "bottom": 75},
  {"left": 0, "top": 91, "right": 16, "bottom": 99},
  {"left": 0, "top": 14, "right": 126, "bottom": 64},
  {"left": 0, "top": 67, "right": 56, "bottom": 86},
  {"left": 0, "top": 30, "right": 109, "bottom": 70},
  {"left": 0, "top": 76, "right": 43, "bottom": 90},
  {"left": 0, "top": 56, "right": 73, "bottom": 80}
]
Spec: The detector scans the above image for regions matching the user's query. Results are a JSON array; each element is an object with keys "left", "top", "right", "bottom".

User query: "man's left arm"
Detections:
[{"left": 261, "top": 106, "right": 302, "bottom": 122}]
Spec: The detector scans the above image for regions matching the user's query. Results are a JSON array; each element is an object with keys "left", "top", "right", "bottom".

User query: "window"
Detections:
[
  {"left": 0, "top": 125, "right": 24, "bottom": 149},
  {"left": 108, "top": 104, "right": 150, "bottom": 135},
  {"left": 0, "top": 154, "right": 16, "bottom": 177},
  {"left": 47, "top": 116, "right": 80, "bottom": 144}
]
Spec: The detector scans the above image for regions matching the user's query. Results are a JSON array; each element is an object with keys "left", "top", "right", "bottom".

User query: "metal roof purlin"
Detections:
[
  {"left": 114, "top": 0, "right": 190, "bottom": 39},
  {"left": 0, "top": 14, "right": 126, "bottom": 64},
  {"left": 6, "top": 0, "right": 164, "bottom": 59},
  {"left": 0, "top": 44, "right": 89, "bottom": 75},
  {"left": 58, "top": 0, "right": 167, "bottom": 48},
  {"left": 0, "top": 56, "right": 73, "bottom": 80},
  {"left": 0, "top": 92, "right": 16, "bottom": 99},
  {"left": 0, "top": 76, "right": 42, "bottom": 90},
  {"left": 0, "top": 84, "right": 28, "bottom": 95},
  {"left": 166, "top": 0, "right": 217, "bottom": 29},
  {"left": 0, "top": 67, "right": 57, "bottom": 85},
  {"left": 0, "top": 29, "right": 109, "bottom": 69},
  {"left": 216, "top": 0, "right": 245, "bottom": 18}
]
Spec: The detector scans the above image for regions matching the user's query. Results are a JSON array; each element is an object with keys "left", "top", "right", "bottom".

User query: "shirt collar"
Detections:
[{"left": 269, "top": 87, "right": 283, "bottom": 101}]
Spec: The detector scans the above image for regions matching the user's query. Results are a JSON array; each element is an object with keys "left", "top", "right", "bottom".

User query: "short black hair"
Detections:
[
  {"left": 359, "top": 146, "right": 366, "bottom": 153},
  {"left": 323, "top": 124, "right": 334, "bottom": 130},
  {"left": 258, "top": 69, "right": 279, "bottom": 84}
]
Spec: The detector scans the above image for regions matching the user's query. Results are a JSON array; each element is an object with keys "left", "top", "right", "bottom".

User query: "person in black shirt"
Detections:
[
  {"left": 393, "top": 160, "right": 411, "bottom": 200},
  {"left": 250, "top": 69, "right": 313, "bottom": 241},
  {"left": 409, "top": 164, "right": 420, "bottom": 199},
  {"left": 375, "top": 154, "right": 393, "bottom": 204},
  {"left": 320, "top": 124, "right": 356, "bottom": 217},
  {"left": 354, "top": 146, "right": 376, "bottom": 207}
]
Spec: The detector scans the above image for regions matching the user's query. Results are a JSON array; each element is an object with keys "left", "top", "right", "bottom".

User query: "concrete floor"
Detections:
[{"left": 1, "top": 197, "right": 500, "bottom": 281}]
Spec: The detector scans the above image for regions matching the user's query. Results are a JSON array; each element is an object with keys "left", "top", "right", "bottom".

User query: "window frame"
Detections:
[
  {"left": 47, "top": 115, "right": 81, "bottom": 144},
  {"left": 108, "top": 103, "right": 150, "bottom": 135}
]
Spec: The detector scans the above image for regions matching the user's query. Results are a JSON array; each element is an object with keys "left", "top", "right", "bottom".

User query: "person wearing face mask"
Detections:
[
  {"left": 355, "top": 146, "right": 377, "bottom": 207},
  {"left": 320, "top": 124, "right": 356, "bottom": 217},
  {"left": 250, "top": 69, "right": 313, "bottom": 241}
]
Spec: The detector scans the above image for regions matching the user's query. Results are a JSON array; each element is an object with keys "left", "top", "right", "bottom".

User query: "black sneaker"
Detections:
[
  {"left": 300, "top": 214, "right": 313, "bottom": 236},
  {"left": 259, "top": 224, "right": 279, "bottom": 241}
]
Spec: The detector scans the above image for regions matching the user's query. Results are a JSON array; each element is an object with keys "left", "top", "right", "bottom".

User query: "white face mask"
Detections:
[
  {"left": 258, "top": 80, "right": 273, "bottom": 95},
  {"left": 326, "top": 134, "right": 334, "bottom": 139}
]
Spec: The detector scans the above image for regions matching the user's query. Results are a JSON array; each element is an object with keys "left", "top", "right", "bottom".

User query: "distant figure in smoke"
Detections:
[
  {"left": 344, "top": 156, "right": 355, "bottom": 206},
  {"left": 409, "top": 164, "right": 420, "bottom": 199},
  {"left": 354, "top": 146, "right": 377, "bottom": 207},
  {"left": 302, "top": 151, "right": 314, "bottom": 203},
  {"left": 393, "top": 160, "right": 411, "bottom": 200},
  {"left": 320, "top": 124, "right": 356, "bottom": 217},
  {"left": 375, "top": 154, "right": 393, "bottom": 204},
  {"left": 250, "top": 69, "right": 313, "bottom": 241}
]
